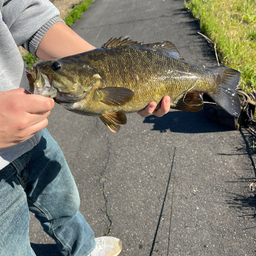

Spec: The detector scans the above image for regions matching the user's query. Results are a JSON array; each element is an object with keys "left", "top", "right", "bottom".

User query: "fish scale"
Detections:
[{"left": 26, "top": 37, "right": 241, "bottom": 132}]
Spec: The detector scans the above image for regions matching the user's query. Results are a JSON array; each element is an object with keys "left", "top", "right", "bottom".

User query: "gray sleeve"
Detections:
[
  {"left": 2, "top": 0, "right": 65, "bottom": 55},
  {"left": 22, "top": 16, "right": 65, "bottom": 56}
]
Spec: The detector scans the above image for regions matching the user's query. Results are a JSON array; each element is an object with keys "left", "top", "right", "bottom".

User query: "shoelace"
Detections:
[{"left": 94, "top": 238, "right": 105, "bottom": 252}]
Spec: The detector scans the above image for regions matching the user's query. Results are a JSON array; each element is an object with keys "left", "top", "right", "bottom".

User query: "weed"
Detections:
[
  {"left": 22, "top": 53, "right": 38, "bottom": 67},
  {"left": 64, "top": 0, "right": 94, "bottom": 27},
  {"left": 185, "top": 0, "right": 256, "bottom": 91}
]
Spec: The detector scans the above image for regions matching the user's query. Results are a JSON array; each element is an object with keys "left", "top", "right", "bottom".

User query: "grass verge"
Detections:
[
  {"left": 184, "top": 0, "right": 256, "bottom": 91},
  {"left": 64, "top": 0, "right": 94, "bottom": 27},
  {"left": 23, "top": 0, "right": 94, "bottom": 66}
]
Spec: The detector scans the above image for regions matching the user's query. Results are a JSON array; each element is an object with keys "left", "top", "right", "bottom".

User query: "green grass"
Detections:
[
  {"left": 22, "top": 52, "right": 38, "bottom": 67},
  {"left": 184, "top": 0, "right": 256, "bottom": 91},
  {"left": 23, "top": 0, "right": 94, "bottom": 66},
  {"left": 64, "top": 0, "right": 94, "bottom": 27}
]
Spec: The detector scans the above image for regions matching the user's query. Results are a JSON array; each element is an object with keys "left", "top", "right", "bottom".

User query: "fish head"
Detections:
[{"left": 26, "top": 57, "right": 101, "bottom": 103}]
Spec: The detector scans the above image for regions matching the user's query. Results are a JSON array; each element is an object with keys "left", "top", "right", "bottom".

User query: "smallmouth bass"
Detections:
[{"left": 26, "top": 37, "right": 241, "bottom": 132}]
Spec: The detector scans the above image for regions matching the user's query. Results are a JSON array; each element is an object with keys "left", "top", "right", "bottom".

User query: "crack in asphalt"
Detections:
[
  {"left": 102, "top": 182, "right": 112, "bottom": 236},
  {"left": 240, "top": 128, "right": 256, "bottom": 177},
  {"left": 100, "top": 137, "right": 113, "bottom": 235},
  {"left": 149, "top": 147, "right": 176, "bottom": 256}
]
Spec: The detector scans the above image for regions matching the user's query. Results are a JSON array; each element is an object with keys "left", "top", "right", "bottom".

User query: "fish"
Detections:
[{"left": 26, "top": 37, "right": 241, "bottom": 132}]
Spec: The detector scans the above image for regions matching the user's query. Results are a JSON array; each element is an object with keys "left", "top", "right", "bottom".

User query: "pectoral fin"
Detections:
[
  {"left": 100, "top": 110, "right": 127, "bottom": 132},
  {"left": 174, "top": 91, "right": 203, "bottom": 112},
  {"left": 96, "top": 87, "right": 134, "bottom": 106}
]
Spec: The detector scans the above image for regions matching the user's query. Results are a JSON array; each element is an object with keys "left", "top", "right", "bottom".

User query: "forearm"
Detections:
[{"left": 36, "top": 22, "right": 95, "bottom": 60}]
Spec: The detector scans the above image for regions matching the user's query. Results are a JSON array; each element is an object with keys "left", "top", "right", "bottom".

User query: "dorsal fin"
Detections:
[
  {"left": 102, "top": 37, "right": 185, "bottom": 61},
  {"left": 102, "top": 37, "right": 142, "bottom": 49},
  {"left": 141, "top": 41, "right": 185, "bottom": 61}
]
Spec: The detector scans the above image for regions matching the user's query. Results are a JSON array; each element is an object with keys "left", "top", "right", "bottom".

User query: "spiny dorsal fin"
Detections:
[
  {"left": 102, "top": 37, "right": 185, "bottom": 61},
  {"left": 141, "top": 41, "right": 185, "bottom": 61},
  {"left": 174, "top": 91, "right": 203, "bottom": 112},
  {"left": 102, "top": 37, "right": 142, "bottom": 49},
  {"left": 100, "top": 110, "right": 127, "bottom": 132},
  {"left": 96, "top": 87, "right": 134, "bottom": 106}
]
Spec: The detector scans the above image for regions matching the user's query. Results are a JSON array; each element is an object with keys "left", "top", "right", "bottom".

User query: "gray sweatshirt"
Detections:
[{"left": 0, "top": 0, "right": 63, "bottom": 169}]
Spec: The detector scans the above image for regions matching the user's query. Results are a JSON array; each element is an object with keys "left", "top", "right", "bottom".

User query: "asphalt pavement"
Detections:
[{"left": 29, "top": 0, "right": 256, "bottom": 255}]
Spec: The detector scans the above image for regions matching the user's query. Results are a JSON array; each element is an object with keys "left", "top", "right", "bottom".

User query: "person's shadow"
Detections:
[{"left": 143, "top": 109, "right": 234, "bottom": 133}]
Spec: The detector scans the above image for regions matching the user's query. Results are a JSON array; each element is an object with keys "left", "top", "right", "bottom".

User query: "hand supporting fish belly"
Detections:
[
  {"left": 137, "top": 96, "right": 171, "bottom": 118},
  {"left": 26, "top": 37, "right": 241, "bottom": 132}
]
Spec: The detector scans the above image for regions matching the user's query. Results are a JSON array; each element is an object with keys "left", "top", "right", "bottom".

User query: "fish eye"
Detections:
[{"left": 51, "top": 61, "right": 61, "bottom": 71}]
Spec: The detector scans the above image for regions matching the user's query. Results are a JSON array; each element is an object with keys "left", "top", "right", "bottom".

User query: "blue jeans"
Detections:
[{"left": 0, "top": 129, "right": 95, "bottom": 256}]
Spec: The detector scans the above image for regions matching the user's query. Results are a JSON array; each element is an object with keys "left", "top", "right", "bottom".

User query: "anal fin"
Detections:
[{"left": 100, "top": 110, "right": 127, "bottom": 132}]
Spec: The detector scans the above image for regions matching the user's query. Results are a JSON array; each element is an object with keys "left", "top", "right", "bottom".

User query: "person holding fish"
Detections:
[{"left": 0, "top": 1, "right": 171, "bottom": 256}]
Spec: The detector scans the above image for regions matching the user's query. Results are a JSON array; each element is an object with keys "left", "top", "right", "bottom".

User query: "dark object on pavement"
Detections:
[{"left": 204, "top": 88, "right": 256, "bottom": 130}]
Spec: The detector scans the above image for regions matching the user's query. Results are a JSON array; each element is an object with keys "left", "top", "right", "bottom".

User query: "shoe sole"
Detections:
[{"left": 106, "top": 239, "right": 122, "bottom": 256}]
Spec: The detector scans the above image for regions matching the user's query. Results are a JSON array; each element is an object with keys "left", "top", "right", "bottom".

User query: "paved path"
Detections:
[{"left": 30, "top": 0, "right": 256, "bottom": 255}]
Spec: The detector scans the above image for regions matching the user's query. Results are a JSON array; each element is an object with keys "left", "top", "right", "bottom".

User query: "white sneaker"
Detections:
[{"left": 88, "top": 236, "right": 122, "bottom": 256}]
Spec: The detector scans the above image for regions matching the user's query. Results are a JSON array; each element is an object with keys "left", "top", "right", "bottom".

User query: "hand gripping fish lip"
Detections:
[{"left": 26, "top": 67, "right": 58, "bottom": 98}]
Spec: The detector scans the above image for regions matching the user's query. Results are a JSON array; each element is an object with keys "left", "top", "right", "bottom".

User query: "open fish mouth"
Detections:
[
  {"left": 26, "top": 67, "right": 85, "bottom": 103},
  {"left": 26, "top": 67, "right": 58, "bottom": 98}
]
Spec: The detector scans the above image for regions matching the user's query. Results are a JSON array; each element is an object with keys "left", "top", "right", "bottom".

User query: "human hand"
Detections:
[
  {"left": 0, "top": 88, "right": 54, "bottom": 149},
  {"left": 137, "top": 96, "right": 170, "bottom": 117}
]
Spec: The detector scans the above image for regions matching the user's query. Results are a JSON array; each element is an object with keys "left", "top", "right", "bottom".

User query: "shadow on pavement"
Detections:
[
  {"left": 224, "top": 129, "right": 256, "bottom": 220},
  {"left": 31, "top": 243, "right": 61, "bottom": 256},
  {"left": 143, "top": 110, "right": 232, "bottom": 133},
  {"left": 226, "top": 191, "right": 256, "bottom": 219},
  {"left": 171, "top": 7, "right": 217, "bottom": 65},
  {"left": 240, "top": 129, "right": 256, "bottom": 176}
]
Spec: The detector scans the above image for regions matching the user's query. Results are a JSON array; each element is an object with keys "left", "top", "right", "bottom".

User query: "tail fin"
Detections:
[{"left": 207, "top": 66, "right": 241, "bottom": 117}]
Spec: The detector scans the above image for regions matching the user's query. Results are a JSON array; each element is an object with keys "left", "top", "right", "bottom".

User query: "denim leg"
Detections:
[
  {"left": 0, "top": 163, "right": 36, "bottom": 256},
  {"left": 9, "top": 129, "right": 95, "bottom": 256}
]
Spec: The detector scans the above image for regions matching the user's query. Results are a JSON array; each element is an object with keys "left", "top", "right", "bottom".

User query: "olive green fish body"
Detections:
[
  {"left": 64, "top": 47, "right": 216, "bottom": 114},
  {"left": 26, "top": 38, "right": 241, "bottom": 132}
]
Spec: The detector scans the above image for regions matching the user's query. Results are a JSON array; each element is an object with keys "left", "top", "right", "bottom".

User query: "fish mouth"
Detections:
[{"left": 26, "top": 67, "right": 58, "bottom": 98}]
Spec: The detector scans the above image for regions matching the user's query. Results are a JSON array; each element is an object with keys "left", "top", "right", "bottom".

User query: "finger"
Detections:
[
  {"left": 26, "top": 110, "right": 52, "bottom": 127},
  {"left": 153, "top": 96, "right": 170, "bottom": 117},
  {"left": 20, "top": 118, "right": 49, "bottom": 139},
  {"left": 24, "top": 95, "right": 55, "bottom": 114},
  {"left": 3, "top": 118, "right": 49, "bottom": 149},
  {"left": 1, "top": 92, "right": 55, "bottom": 114},
  {"left": 137, "top": 102, "right": 157, "bottom": 117},
  {"left": 29, "top": 118, "right": 49, "bottom": 133}
]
